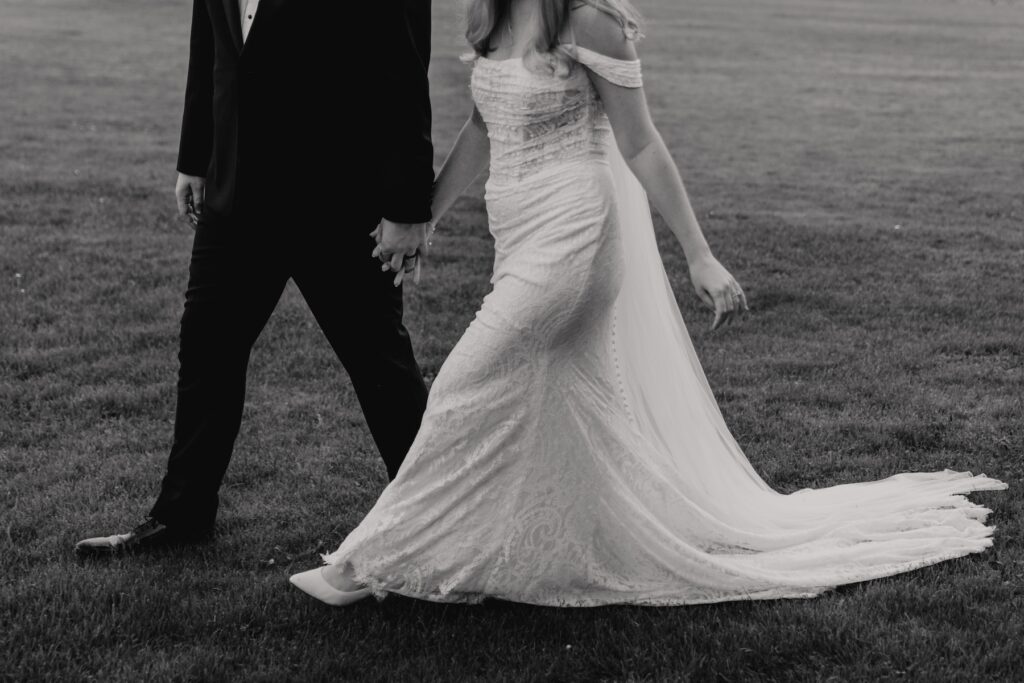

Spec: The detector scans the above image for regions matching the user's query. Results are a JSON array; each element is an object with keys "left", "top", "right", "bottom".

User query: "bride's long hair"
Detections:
[{"left": 465, "top": 0, "right": 643, "bottom": 75}]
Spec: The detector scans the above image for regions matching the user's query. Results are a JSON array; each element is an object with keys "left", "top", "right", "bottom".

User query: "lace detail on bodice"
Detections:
[{"left": 470, "top": 47, "right": 642, "bottom": 184}]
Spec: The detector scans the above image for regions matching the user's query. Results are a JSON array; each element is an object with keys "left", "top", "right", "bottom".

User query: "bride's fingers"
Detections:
[
  {"left": 393, "top": 256, "right": 417, "bottom": 287},
  {"left": 716, "top": 290, "right": 737, "bottom": 330},
  {"left": 730, "top": 286, "right": 746, "bottom": 317},
  {"left": 389, "top": 252, "right": 405, "bottom": 273},
  {"left": 711, "top": 295, "right": 727, "bottom": 330},
  {"left": 696, "top": 287, "right": 714, "bottom": 309},
  {"left": 728, "top": 289, "right": 742, "bottom": 318}
]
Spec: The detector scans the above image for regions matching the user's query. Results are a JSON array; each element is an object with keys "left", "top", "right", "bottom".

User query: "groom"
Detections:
[{"left": 76, "top": 1, "right": 435, "bottom": 553}]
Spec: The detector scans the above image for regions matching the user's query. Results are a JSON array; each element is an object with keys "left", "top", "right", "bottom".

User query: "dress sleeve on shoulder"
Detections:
[{"left": 571, "top": 45, "right": 643, "bottom": 88}]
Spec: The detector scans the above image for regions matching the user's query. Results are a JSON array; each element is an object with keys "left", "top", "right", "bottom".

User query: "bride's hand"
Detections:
[
  {"left": 688, "top": 255, "right": 748, "bottom": 330},
  {"left": 371, "top": 219, "right": 433, "bottom": 286}
]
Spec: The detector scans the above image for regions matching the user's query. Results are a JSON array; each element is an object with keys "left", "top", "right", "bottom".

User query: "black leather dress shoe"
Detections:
[{"left": 74, "top": 518, "right": 211, "bottom": 555}]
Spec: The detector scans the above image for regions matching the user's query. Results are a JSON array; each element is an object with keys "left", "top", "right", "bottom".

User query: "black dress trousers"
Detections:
[{"left": 148, "top": 209, "right": 429, "bottom": 532}]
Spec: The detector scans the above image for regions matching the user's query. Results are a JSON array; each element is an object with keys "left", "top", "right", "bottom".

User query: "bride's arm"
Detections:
[
  {"left": 430, "top": 106, "right": 490, "bottom": 229},
  {"left": 573, "top": 9, "right": 747, "bottom": 328}
]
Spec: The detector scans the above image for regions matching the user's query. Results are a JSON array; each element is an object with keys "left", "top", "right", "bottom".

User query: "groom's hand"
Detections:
[
  {"left": 175, "top": 173, "right": 206, "bottom": 227},
  {"left": 372, "top": 219, "right": 432, "bottom": 287}
]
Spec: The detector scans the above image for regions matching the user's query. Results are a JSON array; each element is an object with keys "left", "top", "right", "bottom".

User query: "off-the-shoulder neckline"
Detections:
[
  {"left": 477, "top": 55, "right": 524, "bottom": 64},
  {"left": 477, "top": 44, "right": 640, "bottom": 65}
]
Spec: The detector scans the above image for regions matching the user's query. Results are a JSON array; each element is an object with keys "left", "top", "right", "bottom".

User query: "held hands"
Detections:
[
  {"left": 175, "top": 173, "right": 206, "bottom": 228},
  {"left": 689, "top": 255, "right": 748, "bottom": 330},
  {"left": 371, "top": 219, "right": 435, "bottom": 287}
]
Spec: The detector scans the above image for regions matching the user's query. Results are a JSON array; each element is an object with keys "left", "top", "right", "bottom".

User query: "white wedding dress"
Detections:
[{"left": 321, "top": 44, "right": 1007, "bottom": 606}]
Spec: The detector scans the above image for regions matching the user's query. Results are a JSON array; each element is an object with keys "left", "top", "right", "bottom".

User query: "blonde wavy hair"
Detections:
[{"left": 465, "top": 0, "right": 643, "bottom": 76}]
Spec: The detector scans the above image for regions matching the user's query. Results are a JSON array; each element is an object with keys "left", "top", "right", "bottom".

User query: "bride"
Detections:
[{"left": 290, "top": 0, "right": 1006, "bottom": 607}]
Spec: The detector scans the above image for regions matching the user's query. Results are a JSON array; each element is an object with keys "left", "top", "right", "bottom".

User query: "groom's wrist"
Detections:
[
  {"left": 382, "top": 210, "right": 432, "bottom": 225},
  {"left": 381, "top": 181, "right": 434, "bottom": 226}
]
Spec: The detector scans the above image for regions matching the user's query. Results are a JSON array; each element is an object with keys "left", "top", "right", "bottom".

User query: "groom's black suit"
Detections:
[{"left": 150, "top": 0, "right": 433, "bottom": 533}]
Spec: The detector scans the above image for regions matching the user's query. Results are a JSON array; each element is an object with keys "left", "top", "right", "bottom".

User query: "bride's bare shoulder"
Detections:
[{"left": 568, "top": 3, "right": 638, "bottom": 61}]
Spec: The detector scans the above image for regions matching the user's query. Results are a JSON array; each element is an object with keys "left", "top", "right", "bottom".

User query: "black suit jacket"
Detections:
[{"left": 176, "top": 0, "right": 434, "bottom": 223}]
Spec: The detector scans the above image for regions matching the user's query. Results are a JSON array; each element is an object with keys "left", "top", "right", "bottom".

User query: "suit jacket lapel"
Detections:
[
  {"left": 221, "top": 0, "right": 244, "bottom": 53},
  {"left": 242, "top": 0, "right": 287, "bottom": 51}
]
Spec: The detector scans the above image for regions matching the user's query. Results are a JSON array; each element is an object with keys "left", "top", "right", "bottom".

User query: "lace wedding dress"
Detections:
[{"left": 321, "top": 45, "right": 1007, "bottom": 606}]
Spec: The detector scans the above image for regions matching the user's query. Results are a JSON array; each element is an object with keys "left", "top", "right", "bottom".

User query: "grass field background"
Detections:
[{"left": 2, "top": 0, "right": 1022, "bottom": 680}]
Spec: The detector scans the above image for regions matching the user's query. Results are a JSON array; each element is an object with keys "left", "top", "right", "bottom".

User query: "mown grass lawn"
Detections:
[{"left": 2, "top": 0, "right": 1022, "bottom": 680}]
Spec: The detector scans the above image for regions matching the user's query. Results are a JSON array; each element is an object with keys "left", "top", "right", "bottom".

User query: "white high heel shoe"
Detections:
[{"left": 289, "top": 567, "right": 371, "bottom": 606}]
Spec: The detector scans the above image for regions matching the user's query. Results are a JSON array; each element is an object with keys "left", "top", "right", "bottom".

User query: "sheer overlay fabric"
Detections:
[{"left": 321, "top": 45, "right": 1006, "bottom": 606}]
